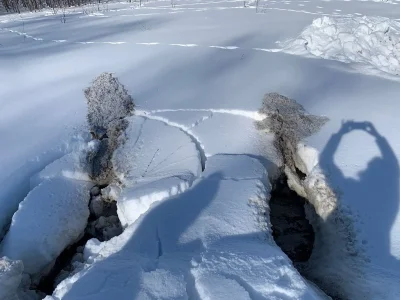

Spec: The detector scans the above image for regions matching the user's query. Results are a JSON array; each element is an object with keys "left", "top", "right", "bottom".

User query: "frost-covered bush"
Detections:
[
  {"left": 85, "top": 73, "right": 134, "bottom": 135},
  {"left": 84, "top": 73, "right": 135, "bottom": 184},
  {"left": 256, "top": 93, "right": 328, "bottom": 173}
]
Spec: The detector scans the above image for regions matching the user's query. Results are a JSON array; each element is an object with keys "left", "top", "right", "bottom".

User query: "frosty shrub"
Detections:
[
  {"left": 84, "top": 73, "right": 135, "bottom": 184},
  {"left": 256, "top": 93, "right": 328, "bottom": 172}
]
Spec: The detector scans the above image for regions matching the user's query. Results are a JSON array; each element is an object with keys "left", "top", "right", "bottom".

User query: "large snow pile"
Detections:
[{"left": 280, "top": 16, "right": 400, "bottom": 77}]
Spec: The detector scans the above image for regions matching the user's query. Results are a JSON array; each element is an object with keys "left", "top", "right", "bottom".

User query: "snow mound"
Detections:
[
  {"left": 281, "top": 16, "right": 400, "bottom": 76},
  {"left": 0, "top": 178, "right": 91, "bottom": 275},
  {"left": 113, "top": 116, "right": 202, "bottom": 186}
]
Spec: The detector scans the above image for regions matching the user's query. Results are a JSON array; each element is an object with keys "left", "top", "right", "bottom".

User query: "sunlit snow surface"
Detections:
[{"left": 1, "top": 0, "right": 400, "bottom": 298}]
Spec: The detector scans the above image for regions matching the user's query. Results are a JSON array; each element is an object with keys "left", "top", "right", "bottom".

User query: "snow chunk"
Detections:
[
  {"left": 30, "top": 152, "right": 90, "bottom": 189},
  {"left": 113, "top": 116, "right": 202, "bottom": 186},
  {"left": 0, "top": 257, "right": 23, "bottom": 300},
  {"left": 117, "top": 176, "right": 192, "bottom": 227},
  {"left": 0, "top": 178, "right": 91, "bottom": 275},
  {"left": 281, "top": 16, "right": 400, "bottom": 76}
]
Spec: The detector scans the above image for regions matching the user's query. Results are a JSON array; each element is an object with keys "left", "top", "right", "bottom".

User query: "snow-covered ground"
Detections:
[{"left": 1, "top": 0, "right": 400, "bottom": 299}]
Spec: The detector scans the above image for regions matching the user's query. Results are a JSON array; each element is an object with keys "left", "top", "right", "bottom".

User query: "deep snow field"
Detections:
[{"left": 1, "top": 0, "right": 400, "bottom": 299}]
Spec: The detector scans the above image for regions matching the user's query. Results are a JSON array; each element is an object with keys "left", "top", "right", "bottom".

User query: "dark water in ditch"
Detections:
[{"left": 269, "top": 175, "right": 315, "bottom": 263}]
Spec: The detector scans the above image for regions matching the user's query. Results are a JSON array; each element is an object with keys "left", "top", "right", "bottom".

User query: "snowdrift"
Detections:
[{"left": 281, "top": 16, "right": 400, "bottom": 77}]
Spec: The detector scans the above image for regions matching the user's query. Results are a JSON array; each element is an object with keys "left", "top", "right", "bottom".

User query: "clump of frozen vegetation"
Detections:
[
  {"left": 280, "top": 16, "right": 400, "bottom": 76},
  {"left": 84, "top": 72, "right": 135, "bottom": 185},
  {"left": 256, "top": 93, "right": 328, "bottom": 176},
  {"left": 82, "top": 73, "right": 135, "bottom": 243}
]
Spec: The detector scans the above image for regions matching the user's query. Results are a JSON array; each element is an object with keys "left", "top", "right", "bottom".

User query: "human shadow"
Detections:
[
  {"left": 317, "top": 121, "right": 400, "bottom": 294},
  {"left": 62, "top": 172, "right": 221, "bottom": 299}
]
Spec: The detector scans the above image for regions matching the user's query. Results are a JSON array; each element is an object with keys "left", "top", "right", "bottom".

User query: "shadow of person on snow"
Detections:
[
  {"left": 320, "top": 121, "right": 399, "bottom": 266},
  {"left": 62, "top": 172, "right": 222, "bottom": 300},
  {"left": 312, "top": 120, "right": 400, "bottom": 298}
]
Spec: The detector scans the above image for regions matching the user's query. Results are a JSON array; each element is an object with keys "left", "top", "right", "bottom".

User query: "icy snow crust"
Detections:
[{"left": 281, "top": 16, "right": 400, "bottom": 76}]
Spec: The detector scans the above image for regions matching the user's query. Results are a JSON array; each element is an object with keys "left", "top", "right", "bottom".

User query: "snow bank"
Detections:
[
  {"left": 0, "top": 178, "right": 91, "bottom": 275},
  {"left": 281, "top": 16, "right": 400, "bottom": 76},
  {"left": 113, "top": 116, "right": 202, "bottom": 186}
]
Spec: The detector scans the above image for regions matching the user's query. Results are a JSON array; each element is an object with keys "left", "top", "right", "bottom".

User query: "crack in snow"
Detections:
[
  {"left": 136, "top": 112, "right": 207, "bottom": 171},
  {"left": 146, "top": 108, "right": 265, "bottom": 121}
]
